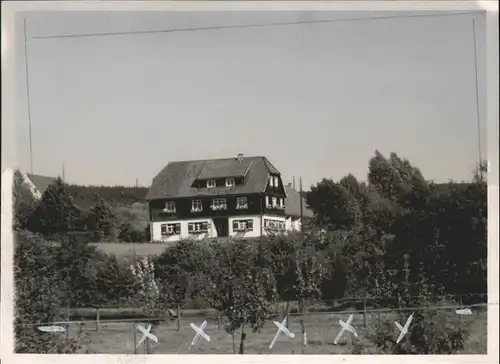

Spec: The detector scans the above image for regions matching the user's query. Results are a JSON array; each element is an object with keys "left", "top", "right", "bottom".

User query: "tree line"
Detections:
[
  {"left": 14, "top": 171, "right": 150, "bottom": 243},
  {"left": 65, "top": 184, "right": 148, "bottom": 209},
  {"left": 13, "top": 151, "right": 487, "bottom": 354}
]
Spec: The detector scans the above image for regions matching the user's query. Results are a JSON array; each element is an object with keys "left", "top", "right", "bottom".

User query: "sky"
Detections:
[{"left": 13, "top": 10, "right": 487, "bottom": 188}]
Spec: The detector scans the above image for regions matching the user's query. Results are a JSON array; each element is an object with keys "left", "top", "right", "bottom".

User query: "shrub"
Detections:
[
  {"left": 368, "top": 307, "right": 468, "bottom": 354},
  {"left": 14, "top": 230, "right": 80, "bottom": 353},
  {"left": 92, "top": 253, "right": 138, "bottom": 307}
]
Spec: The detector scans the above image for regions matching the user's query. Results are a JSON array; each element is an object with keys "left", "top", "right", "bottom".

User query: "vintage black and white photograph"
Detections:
[{"left": 1, "top": 2, "right": 495, "bottom": 357}]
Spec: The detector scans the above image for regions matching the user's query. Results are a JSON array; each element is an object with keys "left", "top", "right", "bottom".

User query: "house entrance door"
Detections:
[{"left": 213, "top": 218, "right": 229, "bottom": 237}]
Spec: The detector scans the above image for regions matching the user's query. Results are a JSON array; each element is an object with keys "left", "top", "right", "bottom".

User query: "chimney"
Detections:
[{"left": 237, "top": 153, "right": 244, "bottom": 162}]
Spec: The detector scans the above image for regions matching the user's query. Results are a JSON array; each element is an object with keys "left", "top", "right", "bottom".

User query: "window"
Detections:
[
  {"left": 188, "top": 221, "right": 209, "bottom": 234},
  {"left": 161, "top": 223, "right": 181, "bottom": 236},
  {"left": 272, "top": 197, "right": 277, "bottom": 207},
  {"left": 211, "top": 198, "right": 227, "bottom": 211},
  {"left": 269, "top": 176, "right": 274, "bottom": 187},
  {"left": 264, "top": 219, "right": 285, "bottom": 231},
  {"left": 191, "top": 200, "right": 203, "bottom": 212},
  {"left": 226, "top": 178, "right": 235, "bottom": 187},
  {"left": 163, "top": 201, "right": 176, "bottom": 213},
  {"left": 236, "top": 197, "right": 248, "bottom": 209},
  {"left": 207, "top": 180, "right": 216, "bottom": 188},
  {"left": 232, "top": 219, "right": 253, "bottom": 232},
  {"left": 273, "top": 176, "right": 279, "bottom": 187},
  {"left": 265, "top": 196, "right": 270, "bottom": 207},
  {"left": 280, "top": 198, "right": 285, "bottom": 208}
]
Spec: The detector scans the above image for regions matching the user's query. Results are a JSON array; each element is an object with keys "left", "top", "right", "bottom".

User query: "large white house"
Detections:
[{"left": 146, "top": 154, "right": 313, "bottom": 242}]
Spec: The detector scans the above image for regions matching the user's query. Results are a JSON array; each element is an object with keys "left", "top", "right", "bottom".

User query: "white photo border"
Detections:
[{"left": 1, "top": 1, "right": 498, "bottom": 364}]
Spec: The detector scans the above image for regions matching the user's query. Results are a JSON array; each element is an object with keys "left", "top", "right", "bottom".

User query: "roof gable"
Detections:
[
  {"left": 26, "top": 173, "right": 58, "bottom": 196},
  {"left": 284, "top": 185, "right": 314, "bottom": 218},
  {"left": 146, "top": 156, "right": 278, "bottom": 200}
]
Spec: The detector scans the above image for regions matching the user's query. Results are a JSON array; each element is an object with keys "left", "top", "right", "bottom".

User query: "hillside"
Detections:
[{"left": 66, "top": 184, "right": 149, "bottom": 209}]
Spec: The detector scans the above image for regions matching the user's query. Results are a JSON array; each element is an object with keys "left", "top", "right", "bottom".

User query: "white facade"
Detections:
[
  {"left": 285, "top": 216, "right": 302, "bottom": 232},
  {"left": 151, "top": 214, "right": 293, "bottom": 242},
  {"left": 151, "top": 218, "right": 218, "bottom": 242}
]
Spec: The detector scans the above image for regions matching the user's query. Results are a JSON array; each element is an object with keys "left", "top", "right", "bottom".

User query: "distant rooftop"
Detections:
[
  {"left": 26, "top": 173, "right": 58, "bottom": 196},
  {"left": 284, "top": 184, "right": 314, "bottom": 218}
]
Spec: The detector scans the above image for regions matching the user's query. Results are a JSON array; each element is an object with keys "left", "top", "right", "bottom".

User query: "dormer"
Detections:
[
  {"left": 192, "top": 176, "right": 243, "bottom": 189},
  {"left": 268, "top": 174, "right": 281, "bottom": 188}
]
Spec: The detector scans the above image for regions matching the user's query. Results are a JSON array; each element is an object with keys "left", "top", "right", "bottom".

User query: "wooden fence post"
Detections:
[
  {"left": 176, "top": 305, "right": 181, "bottom": 331},
  {"left": 299, "top": 299, "right": 307, "bottom": 352},
  {"left": 363, "top": 297, "right": 368, "bottom": 327},
  {"left": 284, "top": 301, "right": 290, "bottom": 328},
  {"left": 65, "top": 306, "right": 70, "bottom": 340},
  {"left": 459, "top": 296, "right": 464, "bottom": 323},
  {"left": 133, "top": 321, "right": 137, "bottom": 354},
  {"left": 217, "top": 311, "right": 222, "bottom": 330},
  {"left": 96, "top": 309, "right": 100, "bottom": 332}
]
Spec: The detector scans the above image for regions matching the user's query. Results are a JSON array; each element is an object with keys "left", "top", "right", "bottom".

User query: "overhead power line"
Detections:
[
  {"left": 24, "top": 17, "right": 34, "bottom": 174},
  {"left": 472, "top": 17, "right": 483, "bottom": 179},
  {"left": 31, "top": 11, "right": 484, "bottom": 40}
]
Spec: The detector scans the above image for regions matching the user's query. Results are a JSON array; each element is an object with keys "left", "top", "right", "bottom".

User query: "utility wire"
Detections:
[
  {"left": 31, "top": 11, "right": 484, "bottom": 40},
  {"left": 57, "top": 292, "right": 489, "bottom": 311},
  {"left": 23, "top": 17, "right": 34, "bottom": 174},
  {"left": 472, "top": 17, "right": 483, "bottom": 179}
]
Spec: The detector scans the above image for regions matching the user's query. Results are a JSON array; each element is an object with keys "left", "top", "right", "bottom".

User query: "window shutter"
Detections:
[
  {"left": 175, "top": 224, "right": 181, "bottom": 234},
  {"left": 202, "top": 222, "right": 208, "bottom": 231},
  {"left": 247, "top": 220, "right": 253, "bottom": 231},
  {"left": 232, "top": 220, "right": 239, "bottom": 231},
  {"left": 161, "top": 224, "right": 166, "bottom": 234}
]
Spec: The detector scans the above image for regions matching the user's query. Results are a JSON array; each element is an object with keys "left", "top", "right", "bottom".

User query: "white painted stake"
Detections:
[{"left": 269, "top": 316, "right": 295, "bottom": 349}]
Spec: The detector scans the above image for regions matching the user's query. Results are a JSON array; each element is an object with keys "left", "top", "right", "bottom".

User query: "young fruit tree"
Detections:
[
  {"left": 265, "top": 232, "right": 327, "bottom": 351},
  {"left": 153, "top": 240, "right": 209, "bottom": 331},
  {"left": 200, "top": 239, "right": 278, "bottom": 354},
  {"left": 130, "top": 257, "right": 163, "bottom": 353}
]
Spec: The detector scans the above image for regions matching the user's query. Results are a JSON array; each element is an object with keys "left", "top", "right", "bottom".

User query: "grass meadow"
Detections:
[
  {"left": 89, "top": 242, "right": 172, "bottom": 258},
  {"left": 67, "top": 309, "right": 487, "bottom": 354}
]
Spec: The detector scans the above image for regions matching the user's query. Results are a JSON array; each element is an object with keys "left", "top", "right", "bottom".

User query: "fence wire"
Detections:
[{"left": 17, "top": 300, "right": 489, "bottom": 355}]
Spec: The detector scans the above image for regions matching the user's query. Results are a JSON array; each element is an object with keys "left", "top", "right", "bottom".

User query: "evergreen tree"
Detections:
[
  {"left": 13, "top": 170, "right": 37, "bottom": 230},
  {"left": 88, "top": 195, "right": 117, "bottom": 241},
  {"left": 26, "top": 178, "right": 84, "bottom": 237}
]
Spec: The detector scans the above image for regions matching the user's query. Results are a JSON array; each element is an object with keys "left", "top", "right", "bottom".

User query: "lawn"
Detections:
[
  {"left": 89, "top": 242, "right": 173, "bottom": 258},
  {"left": 69, "top": 310, "right": 487, "bottom": 354}
]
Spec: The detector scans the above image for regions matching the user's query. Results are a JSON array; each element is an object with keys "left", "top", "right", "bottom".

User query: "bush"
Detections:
[
  {"left": 14, "top": 230, "right": 81, "bottom": 353},
  {"left": 368, "top": 307, "right": 468, "bottom": 354}
]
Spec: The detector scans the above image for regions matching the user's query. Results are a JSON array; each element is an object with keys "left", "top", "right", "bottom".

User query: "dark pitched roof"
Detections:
[
  {"left": 26, "top": 173, "right": 58, "bottom": 195},
  {"left": 284, "top": 185, "right": 314, "bottom": 218},
  {"left": 197, "top": 158, "right": 253, "bottom": 179},
  {"left": 146, "top": 156, "right": 280, "bottom": 200}
]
